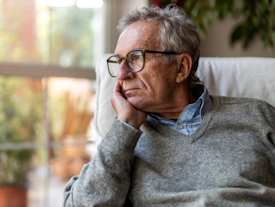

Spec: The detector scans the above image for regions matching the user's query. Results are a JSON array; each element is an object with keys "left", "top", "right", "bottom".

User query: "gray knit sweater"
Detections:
[{"left": 63, "top": 96, "right": 275, "bottom": 207}]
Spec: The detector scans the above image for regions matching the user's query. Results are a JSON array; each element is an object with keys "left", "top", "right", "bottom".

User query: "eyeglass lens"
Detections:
[
  {"left": 127, "top": 50, "right": 143, "bottom": 72},
  {"left": 108, "top": 50, "right": 144, "bottom": 77}
]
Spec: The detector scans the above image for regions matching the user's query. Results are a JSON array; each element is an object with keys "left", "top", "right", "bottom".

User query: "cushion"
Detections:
[
  {"left": 94, "top": 54, "right": 117, "bottom": 138},
  {"left": 197, "top": 57, "right": 275, "bottom": 105}
]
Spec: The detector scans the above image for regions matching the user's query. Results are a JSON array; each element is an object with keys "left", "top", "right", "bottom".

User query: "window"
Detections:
[
  {"left": 0, "top": 0, "right": 103, "bottom": 206},
  {"left": 0, "top": 0, "right": 104, "bottom": 67}
]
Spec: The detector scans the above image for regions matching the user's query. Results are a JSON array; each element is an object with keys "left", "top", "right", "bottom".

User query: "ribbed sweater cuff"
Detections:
[{"left": 100, "top": 118, "right": 143, "bottom": 156}]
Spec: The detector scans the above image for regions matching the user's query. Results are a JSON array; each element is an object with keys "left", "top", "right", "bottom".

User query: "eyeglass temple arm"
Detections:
[{"left": 145, "top": 50, "right": 181, "bottom": 55}]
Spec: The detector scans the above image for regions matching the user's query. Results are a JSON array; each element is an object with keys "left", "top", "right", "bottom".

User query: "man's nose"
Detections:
[{"left": 116, "top": 60, "right": 135, "bottom": 81}]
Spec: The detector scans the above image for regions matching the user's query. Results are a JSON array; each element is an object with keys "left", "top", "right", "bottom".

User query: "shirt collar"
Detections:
[
  {"left": 148, "top": 84, "right": 212, "bottom": 122},
  {"left": 194, "top": 84, "right": 212, "bottom": 117}
]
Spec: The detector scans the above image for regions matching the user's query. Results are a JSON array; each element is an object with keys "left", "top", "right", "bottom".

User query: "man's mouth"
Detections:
[{"left": 124, "top": 88, "right": 139, "bottom": 96}]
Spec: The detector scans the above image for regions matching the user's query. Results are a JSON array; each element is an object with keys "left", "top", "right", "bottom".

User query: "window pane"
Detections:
[
  {"left": 0, "top": 76, "right": 43, "bottom": 206},
  {"left": 47, "top": 77, "right": 96, "bottom": 142},
  {"left": 33, "top": 77, "right": 96, "bottom": 206},
  {"left": 0, "top": 0, "right": 104, "bottom": 68},
  {"left": 28, "top": 143, "right": 95, "bottom": 207},
  {"left": 0, "top": 76, "right": 44, "bottom": 144},
  {"left": 28, "top": 148, "right": 68, "bottom": 207}
]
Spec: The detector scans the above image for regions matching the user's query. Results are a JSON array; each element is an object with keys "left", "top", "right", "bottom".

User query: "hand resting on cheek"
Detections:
[{"left": 111, "top": 81, "right": 147, "bottom": 129}]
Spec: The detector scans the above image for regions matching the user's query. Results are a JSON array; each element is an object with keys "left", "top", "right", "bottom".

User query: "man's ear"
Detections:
[{"left": 176, "top": 53, "right": 192, "bottom": 83}]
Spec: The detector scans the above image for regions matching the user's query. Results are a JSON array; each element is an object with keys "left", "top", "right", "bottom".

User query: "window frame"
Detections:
[{"left": 0, "top": 62, "right": 96, "bottom": 79}]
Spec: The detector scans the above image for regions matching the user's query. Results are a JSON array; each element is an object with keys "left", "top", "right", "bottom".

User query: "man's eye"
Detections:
[
  {"left": 135, "top": 55, "right": 142, "bottom": 60},
  {"left": 130, "top": 55, "right": 142, "bottom": 61}
]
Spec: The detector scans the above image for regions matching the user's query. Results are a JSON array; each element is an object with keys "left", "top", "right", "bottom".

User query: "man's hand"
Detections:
[{"left": 111, "top": 81, "right": 147, "bottom": 129}]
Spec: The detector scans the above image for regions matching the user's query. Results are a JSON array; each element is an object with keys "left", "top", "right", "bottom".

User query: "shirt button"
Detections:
[{"left": 179, "top": 124, "right": 184, "bottom": 129}]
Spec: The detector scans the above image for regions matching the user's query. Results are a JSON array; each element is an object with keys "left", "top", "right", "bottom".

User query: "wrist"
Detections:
[
  {"left": 116, "top": 118, "right": 140, "bottom": 131},
  {"left": 117, "top": 115, "right": 139, "bottom": 129}
]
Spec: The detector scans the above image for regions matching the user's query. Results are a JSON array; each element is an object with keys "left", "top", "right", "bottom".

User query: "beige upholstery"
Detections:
[{"left": 94, "top": 55, "right": 275, "bottom": 140}]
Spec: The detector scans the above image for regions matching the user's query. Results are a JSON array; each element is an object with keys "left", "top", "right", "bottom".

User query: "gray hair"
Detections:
[{"left": 117, "top": 4, "right": 201, "bottom": 87}]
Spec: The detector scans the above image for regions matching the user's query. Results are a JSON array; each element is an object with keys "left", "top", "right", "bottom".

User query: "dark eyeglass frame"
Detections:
[{"left": 107, "top": 49, "right": 181, "bottom": 77}]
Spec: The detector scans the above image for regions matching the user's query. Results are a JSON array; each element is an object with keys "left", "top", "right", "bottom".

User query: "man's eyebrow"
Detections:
[{"left": 114, "top": 48, "right": 145, "bottom": 56}]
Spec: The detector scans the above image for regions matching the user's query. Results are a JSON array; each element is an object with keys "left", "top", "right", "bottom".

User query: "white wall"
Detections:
[{"left": 200, "top": 16, "right": 275, "bottom": 57}]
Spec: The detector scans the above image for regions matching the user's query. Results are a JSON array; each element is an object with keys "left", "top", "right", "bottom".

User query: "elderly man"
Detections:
[{"left": 63, "top": 5, "right": 275, "bottom": 207}]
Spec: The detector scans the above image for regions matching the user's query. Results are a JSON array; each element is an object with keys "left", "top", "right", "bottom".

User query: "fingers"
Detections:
[
  {"left": 111, "top": 81, "right": 128, "bottom": 114},
  {"left": 112, "top": 81, "right": 121, "bottom": 95}
]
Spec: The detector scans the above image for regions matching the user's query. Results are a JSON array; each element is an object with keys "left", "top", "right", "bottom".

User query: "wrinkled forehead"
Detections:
[{"left": 116, "top": 21, "right": 162, "bottom": 54}]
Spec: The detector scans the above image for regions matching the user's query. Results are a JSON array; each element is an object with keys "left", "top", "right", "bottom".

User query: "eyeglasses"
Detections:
[{"left": 106, "top": 49, "right": 181, "bottom": 77}]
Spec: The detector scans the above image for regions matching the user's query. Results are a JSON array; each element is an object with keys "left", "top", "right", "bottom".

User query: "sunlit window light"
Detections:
[
  {"left": 36, "top": 0, "right": 104, "bottom": 8},
  {"left": 76, "top": 0, "right": 104, "bottom": 8},
  {"left": 36, "top": 0, "right": 47, "bottom": 6},
  {"left": 36, "top": 0, "right": 75, "bottom": 7}
]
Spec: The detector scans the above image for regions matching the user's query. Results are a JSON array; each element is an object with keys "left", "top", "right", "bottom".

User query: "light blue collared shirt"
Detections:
[{"left": 149, "top": 84, "right": 212, "bottom": 135}]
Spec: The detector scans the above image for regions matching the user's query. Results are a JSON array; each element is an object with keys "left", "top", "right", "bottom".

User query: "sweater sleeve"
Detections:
[{"left": 63, "top": 118, "right": 142, "bottom": 207}]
